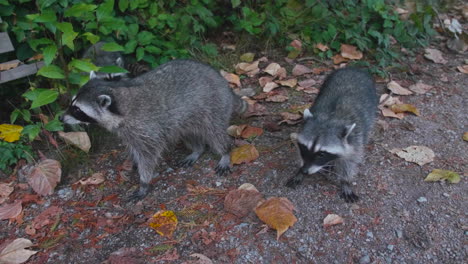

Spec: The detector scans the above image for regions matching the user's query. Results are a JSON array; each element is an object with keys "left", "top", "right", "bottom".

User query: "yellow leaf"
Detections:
[
  {"left": 230, "top": 144, "right": 259, "bottom": 165},
  {"left": 463, "top": 132, "right": 468, "bottom": 141},
  {"left": 148, "top": 210, "right": 178, "bottom": 238},
  {"left": 255, "top": 197, "right": 297, "bottom": 240},
  {"left": 390, "top": 104, "right": 420, "bottom": 116},
  {"left": 424, "top": 169, "right": 460, "bottom": 184},
  {"left": 0, "top": 124, "right": 23, "bottom": 142}
]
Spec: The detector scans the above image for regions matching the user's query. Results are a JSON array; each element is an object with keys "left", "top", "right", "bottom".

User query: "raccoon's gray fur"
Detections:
[
  {"left": 82, "top": 41, "right": 127, "bottom": 80},
  {"left": 286, "top": 67, "right": 378, "bottom": 203},
  {"left": 61, "top": 59, "right": 247, "bottom": 200}
]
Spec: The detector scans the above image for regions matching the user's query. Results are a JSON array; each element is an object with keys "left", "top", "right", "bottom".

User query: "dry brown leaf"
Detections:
[
  {"left": 227, "top": 124, "right": 247, "bottom": 138},
  {"left": 296, "top": 86, "right": 319, "bottom": 94},
  {"left": 297, "top": 79, "right": 317, "bottom": 88},
  {"left": 230, "top": 144, "right": 259, "bottom": 165},
  {"left": 266, "top": 94, "right": 288, "bottom": 103},
  {"left": 0, "top": 182, "right": 14, "bottom": 202},
  {"left": 315, "top": 43, "right": 329, "bottom": 51},
  {"left": 58, "top": 131, "right": 91, "bottom": 153},
  {"left": 292, "top": 64, "right": 312, "bottom": 76},
  {"left": 224, "top": 184, "right": 263, "bottom": 217},
  {"left": 409, "top": 82, "right": 433, "bottom": 94},
  {"left": 32, "top": 206, "right": 63, "bottom": 229},
  {"left": 27, "top": 159, "right": 61, "bottom": 196},
  {"left": 424, "top": 48, "right": 447, "bottom": 64},
  {"left": 278, "top": 112, "right": 303, "bottom": 125},
  {"left": 390, "top": 146, "right": 435, "bottom": 166},
  {"left": 0, "top": 201, "right": 22, "bottom": 220},
  {"left": 241, "top": 126, "right": 263, "bottom": 139},
  {"left": 380, "top": 107, "right": 404, "bottom": 119},
  {"left": 387, "top": 81, "right": 413, "bottom": 95},
  {"left": 244, "top": 103, "right": 268, "bottom": 118},
  {"left": 390, "top": 104, "right": 420, "bottom": 116},
  {"left": 277, "top": 78, "right": 297, "bottom": 88},
  {"left": 379, "top": 93, "right": 403, "bottom": 106},
  {"left": 340, "top": 44, "right": 363, "bottom": 60},
  {"left": 27, "top": 54, "right": 44, "bottom": 62},
  {"left": 220, "top": 70, "right": 241, "bottom": 87},
  {"left": 0, "top": 238, "right": 37, "bottom": 264},
  {"left": 148, "top": 210, "right": 178, "bottom": 238},
  {"left": 255, "top": 197, "right": 297, "bottom": 240},
  {"left": 263, "top": 82, "right": 279, "bottom": 93},
  {"left": 332, "top": 54, "right": 347, "bottom": 64},
  {"left": 323, "top": 214, "right": 344, "bottom": 227},
  {"left": 457, "top": 65, "right": 468, "bottom": 74},
  {"left": 276, "top": 67, "right": 287, "bottom": 80},
  {"left": 259, "top": 76, "right": 274, "bottom": 87},
  {"left": 235, "top": 61, "right": 259, "bottom": 75},
  {"left": 186, "top": 253, "right": 213, "bottom": 264},
  {"left": 0, "top": 61, "right": 20, "bottom": 71},
  {"left": 78, "top": 172, "right": 105, "bottom": 185},
  {"left": 264, "top": 63, "right": 282, "bottom": 76}
]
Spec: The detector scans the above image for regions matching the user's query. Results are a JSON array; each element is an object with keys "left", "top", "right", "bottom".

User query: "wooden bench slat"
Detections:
[
  {"left": 0, "top": 32, "right": 14, "bottom": 53},
  {"left": 0, "top": 61, "right": 45, "bottom": 84}
]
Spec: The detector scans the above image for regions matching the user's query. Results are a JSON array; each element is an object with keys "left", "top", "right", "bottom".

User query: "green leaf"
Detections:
[
  {"left": 136, "top": 47, "right": 145, "bottom": 61},
  {"left": 69, "top": 59, "right": 100, "bottom": 72},
  {"left": 99, "top": 65, "right": 128, "bottom": 74},
  {"left": 82, "top": 32, "right": 100, "bottom": 44},
  {"left": 56, "top": 22, "right": 78, "bottom": 50},
  {"left": 424, "top": 169, "right": 461, "bottom": 184},
  {"left": 28, "top": 38, "right": 54, "bottom": 51},
  {"left": 23, "top": 88, "right": 48, "bottom": 101},
  {"left": 44, "top": 120, "right": 63, "bottom": 132},
  {"left": 231, "top": 0, "right": 241, "bottom": 8},
  {"left": 30, "top": 90, "right": 59, "bottom": 109},
  {"left": 137, "top": 31, "right": 155, "bottom": 46},
  {"left": 37, "top": 65, "right": 65, "bottom": 79},
  {"left": 26, "top": 10, "right": 56, "bottom": 23},
  {"left": 101, "top": 42, "right": 124, "bottom": 52},
  {"left": 145, "top": 45, "right": 161, "bottom": 54},
  {"left": 42, "top": 45, "right": 57, "bottom": 65},
  {"left": 97, "top": 0, "right": 114, "bottom": 20},
  {"left": 124, "top": 40, "right": 138, "bottom": 54},
  {"left": 119, "top": 0, "right": 128, "bottom": 12},
  {"left": 64, "top": 3, "right": 97, "bottom": 17},
  {"left": 22, "top": 124, "right": 41, "bottom": 141}
]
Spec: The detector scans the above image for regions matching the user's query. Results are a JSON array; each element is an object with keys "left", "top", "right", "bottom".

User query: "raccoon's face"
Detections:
[
  {"left": 297, "top": 109, "right": 355, "bottom": 175},
  {"left": 60, "top": 86, "right": 122, "bottom": 130}
]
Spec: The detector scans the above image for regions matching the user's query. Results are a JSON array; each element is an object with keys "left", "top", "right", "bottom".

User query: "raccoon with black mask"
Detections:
[{"left": 286, "top": 68, "right": 378, "bottom": 203}]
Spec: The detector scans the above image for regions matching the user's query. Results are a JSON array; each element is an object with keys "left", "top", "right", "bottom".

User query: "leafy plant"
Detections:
[{"left": 0, "top": 140, "right": 34, "bottom": 172}]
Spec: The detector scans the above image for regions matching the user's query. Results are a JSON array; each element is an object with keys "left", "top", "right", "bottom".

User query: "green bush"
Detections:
[{"left": 0, "top": 140, "right": 34, "bottom": 172}]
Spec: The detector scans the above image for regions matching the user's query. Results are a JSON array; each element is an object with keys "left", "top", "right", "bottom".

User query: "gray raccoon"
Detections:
[
  {"left": 82, "top": 41, "right": 127, "bottom": 80},
  {"left": 286, "top": 67, "right": 378, "bottom": 203},
  {"left": 60, "top": 59, "right": 247, "bottom": 200}
]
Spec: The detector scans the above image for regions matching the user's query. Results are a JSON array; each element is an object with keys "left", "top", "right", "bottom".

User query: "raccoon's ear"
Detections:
[
  {"left": 342, "top": 123, "right": 356, "bottom": 139},
  {"left": 89, "top": 71, "right": 97, "bottom": 79},
  {"left": 98, "top": 95, "right": 112, "bottom": 108},
  {"left": 303, "top": 109, "right": 313, "bottom": 119},
  {"left": 116, "top": 57, "right": 124, "bottom": 67}
]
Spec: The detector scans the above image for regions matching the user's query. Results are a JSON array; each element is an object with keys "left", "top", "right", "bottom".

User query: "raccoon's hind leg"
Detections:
[
  {"left": 179, "top": 137, "right": 205, "bottom": 167},
  {"left": 126, "top": 149, "right": 160, "bottom": 201},
  {"left": 207, "top": 133, "right": 231, "bottom": 175},
  {"left": 334, "top": 159, "right": 359, "bottom": 203}
]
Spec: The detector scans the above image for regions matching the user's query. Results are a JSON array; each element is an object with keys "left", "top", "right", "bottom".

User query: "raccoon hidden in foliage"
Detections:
[
  {"left": 61, "top": 59, "right": 247, "bottom": 200},
  {"left": 286, "top": 67, "right": 378, "bottom": 203}
]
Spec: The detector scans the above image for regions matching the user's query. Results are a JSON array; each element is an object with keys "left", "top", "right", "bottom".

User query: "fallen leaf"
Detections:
[
  {"left": 32, "top": 206, "right": 63, "bottom": 229},
  {"left": 409, "top": 82, "right": 433, "bottom": 94},
  {"left": 276, "top": 67, "right": 287, "bottom": 80},
  {"left": 230, "top": 144, "right": 259, "bottom": 165},
  {"left": 0, "top": 124, "right": 23, "bottom": 143},
  {"left": 287, "top": 40, "right": 302, "bottom": 59},
  {"left": 296, "top": 86, "right": 319, "bottom": 94},
  {"left": 0, "top": 238, "right": 37, "bottom": 264},
  {"left": 387, "top": 81, "right": 413, "bottom": 95},
  {"left": 148, "top": 210, "right": 178, "bottom": 238},
  {"left": 240, "top": 52, "right": 255, "bottom": 63},
  {"left": 457, "top": 65, "right": 468, "bottom": 74},
  {"left": 241, "top": 126, "right": 263, "bottom": 139},
  {"left": 186, "top": 253, "right": 213, "bottom": 264},
  {"left": 380, "top": 107, "right": 404, "bottom": 119},
  {"left": 0, "top": 201, "right": 22, "bottom": 220},
  {"left": 27, "top": 54, "right": 43, "bottom": 61},
  {"left": 332, "top": 54, "right": 347, "bottom": 64},
  {"left": 263, "top": 122, "right": 281, "bottom": 132},
  {"left": 255, "top": 197, "right": 297, "bottom": 240},
  {"left": 224, "top": 184, "right": 264, "bottom": 217},
  {"left": 340, "top": 44, "right": 363, "bottom": 60},
  {"left": 278, "top": 112, "right": 303, "bottom": 125},
  {"left": 315, "top": 43, "right": 329, "bottom": 51},
  {"left": 263, "top": 82, "right": 279, "bottom": 92},
  {"left": 390, "top": 104, "right": 420, "bottom": 116},
  {"left": 58, "top": 131, "right": 91, "bottom": 153},
  {"left": 235, "top": 61, "right": 259, "bottom": 75},
  {"left": 0, "top": 61, "right": 20, "bottom": 71},
  {"left": 292, "top": 64, "right": 312, "bottom": 76},
  {"left": 424, "top": 169, "right": 460, "bottom": 184},
  {"left": 227, "top": 124, "right": 247, "bottom": 138},
  {"left": 297, "top": 79, "right": 317, "bottom": 88},
  {"left": 244, "top": 103, "right": 268, "bottom": 118},
  {"left": 264, "top": 63, "right": 282, "bottom": 76},
  {"left": 0, "top": 182, "right": 14, "bottom": 202},
  {"left": 220, "top": 70, "right": 241, "bottom": 87},
  {"left": 277, "top": 78, "right": 297, "bottom": 88},
  {"left": 259, "top": 76, "right": 274, "bottom": 87},
  {"left": 424, "top": 48, "right": 447, "bottom": 64},
  {"left": 78, "top": 172, "right": 105, "bottom": 185},
  {"left": 391, "top": 145, "right": 435, "bottom": 166},
  {"left": 463, "top": 132, "right": 468, "bottom": 141},
  {"left": 27, "top": 159, "right": 61, "bottom": 196},
  {"left": 266, "top": 94, "right": 288, "bottom": 102},
  {"left": 323, "top": 214, "right": 344, "bottom": 227}
]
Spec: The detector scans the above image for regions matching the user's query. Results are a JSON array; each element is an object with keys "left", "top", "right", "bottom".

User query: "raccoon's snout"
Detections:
[{"left": 301, "top": 164, "right": 322, "bottom": 175}]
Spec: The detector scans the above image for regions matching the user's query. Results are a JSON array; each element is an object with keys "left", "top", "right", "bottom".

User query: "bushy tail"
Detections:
[{"left": 232, "top": 95, "right": 248, "bottom": 116}]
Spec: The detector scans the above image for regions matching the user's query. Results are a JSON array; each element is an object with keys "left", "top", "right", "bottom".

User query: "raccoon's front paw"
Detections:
[
  {"left": 125, "top": 184, "right": 150, "bottom": 202},
  {"left": 340, "top": 191, "right": 359, "bottom": 203},
  {"left": 178, "top": 157, "right": 197, "bottom": 167},
  {"left": 215, "top": 164, "right": 231, "bottom": 175},
  {"left": 285, "top": 174, "right": 304, "bottom": 188}
]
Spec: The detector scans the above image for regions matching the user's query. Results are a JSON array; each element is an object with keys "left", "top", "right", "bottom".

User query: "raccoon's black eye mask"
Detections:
[
  {"left": 69, "top": 105, "right": 97, "bottom": 123},
  {"left": 298, "top": 143, "right": 338, "bottom": 165}
]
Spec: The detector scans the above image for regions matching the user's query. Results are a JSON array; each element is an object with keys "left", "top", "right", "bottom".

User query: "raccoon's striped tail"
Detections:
[{"left": 232, "top": 95, "right": 248, "bottom": 116}]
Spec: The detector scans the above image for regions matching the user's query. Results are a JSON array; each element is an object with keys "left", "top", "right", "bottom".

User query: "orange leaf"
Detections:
[
  {"left": 230, "top": 144, "right": 259, "bottom": 165},
  {"left": 255, "top": 197, "right": 297, "bottom": 240},
  {"left": 390, "top": 103, "right": 420, "bottom": 116},
  {"left": 241, "top": 126, "right": 263, "bottom": 139},
  {"left": 220, "top": 70, "right": 241, "bottom": 87},
  {"left": 0, "top": 61, "right": 20, "bottom": 71},
  {"left": 148, "top": 210, "right": 178, "bottom": 238},
  {"left": 315, "top": 43, "right": 329, "bottom": 51},
  {"left": 340, "top": 44, "right": 363, "bottom": 60},
  {"left": 332, "top": 54, "right": 347, "bottom": 64},
  {"left": 224, "top": 184, "right": 263, "bottom": 217}
]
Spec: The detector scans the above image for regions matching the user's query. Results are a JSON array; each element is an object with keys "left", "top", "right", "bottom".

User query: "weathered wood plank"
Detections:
[
  {"left": 0, "top": 32, "right": 14, "bottom": 53},
  {"left": 0, "top": 61, "right": 45, "bottom": 84}
]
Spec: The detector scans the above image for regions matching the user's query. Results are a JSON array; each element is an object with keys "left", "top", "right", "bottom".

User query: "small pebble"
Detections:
[
  {"left": 387, "top": 245, "right": 394, "bottom": 251},
  {"left": 395, "top": 229, "right": 403, "bottom": 238},
  {"left": 443, "top": 193, "right": 449, "bottom": 197},
  {"left": 366, "top": 231, "right": 374, "bottom": 239},
  {"left": 417, "top": 197, "right": 427, "bottom": 203},
  {"left": 359, "top": 255, "right": 371, "bottom": 264},
  {"left": 215, "top": 181, "right": 222, "bottom": 187}
]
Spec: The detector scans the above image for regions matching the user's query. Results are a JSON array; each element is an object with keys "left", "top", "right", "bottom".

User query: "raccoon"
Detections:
[
  {"left": 82, "top": 41, "right": 127, "bottom": 80},
  {"left": 60, "top": 59, "right": 247, "bottom": 200},
  {"left": 286, "top": 67, "right": 378, "bottom": 203}
]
